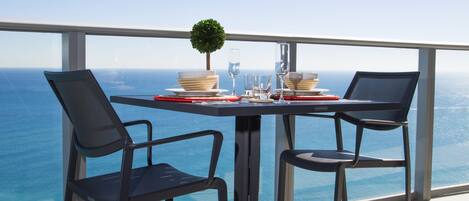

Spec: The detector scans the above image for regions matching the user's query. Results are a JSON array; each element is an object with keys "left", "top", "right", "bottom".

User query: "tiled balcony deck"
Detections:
[{"left": 434, "top": 193, "right": 469, "bottom": 201}]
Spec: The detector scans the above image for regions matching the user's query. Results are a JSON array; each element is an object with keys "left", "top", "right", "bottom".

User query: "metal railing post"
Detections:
[
  {"left": 62, "top": 32, "right": 86, "bottom": 201},
  {"left": 275, "top": 42, "right": 297, "bottom": 201},
  {"left": 415, "top": 48, "right": 436, "bottom": 201}
]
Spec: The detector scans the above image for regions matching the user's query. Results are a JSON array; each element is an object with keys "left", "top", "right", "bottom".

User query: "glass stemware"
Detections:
[
  {"left": 228, "top": 48, "right": 240, "bottom": 96},
  {"left": 254, "top": 75, "right": 272, "bottom": 100},
  {"left": 275, "top": 43, "right": 290, "bottom": 103},
  {"left": 243, "top": 74, "right": 255, "bottom": 97}
]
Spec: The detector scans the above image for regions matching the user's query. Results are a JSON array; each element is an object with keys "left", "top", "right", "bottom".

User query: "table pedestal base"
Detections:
[{"left": 234, "top": 115, "right": 261, "bottom": 201}]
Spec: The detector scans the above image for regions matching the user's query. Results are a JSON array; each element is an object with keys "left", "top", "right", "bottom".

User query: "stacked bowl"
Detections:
[
  {"left": 178, "top": 71, "right": 218, "bottom": 91},
  {"left": 285, "top": 72, "right": 319, "bottom": 90}
]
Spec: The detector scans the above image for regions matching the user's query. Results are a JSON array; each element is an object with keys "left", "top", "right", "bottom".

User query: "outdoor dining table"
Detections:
[{"left": 110, "top": 95, "right": 400, "bottom": 201}]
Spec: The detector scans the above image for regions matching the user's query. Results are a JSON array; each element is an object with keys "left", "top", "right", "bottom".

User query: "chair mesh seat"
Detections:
[
  {"left": 70, "top": 163, "right": 207, "bottom": 201},
  {"left": 282, "top": 150, "right": 404, "bottom": 172}
]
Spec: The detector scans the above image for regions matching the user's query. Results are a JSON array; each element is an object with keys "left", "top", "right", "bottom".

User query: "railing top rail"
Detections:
[{"left": 1, "top": 21, "right": 469, "bottom": 51}]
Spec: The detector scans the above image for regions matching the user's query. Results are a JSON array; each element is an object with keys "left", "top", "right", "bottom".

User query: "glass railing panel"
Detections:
[
  {"left": 0, "top": 31, "right": 62, "bottom": 201},
  {"left": 432, "top": 50, "right": 469, "bottom": 188},
  {"left": 86, "top": 35, "right": 276, "bottom": 71}
]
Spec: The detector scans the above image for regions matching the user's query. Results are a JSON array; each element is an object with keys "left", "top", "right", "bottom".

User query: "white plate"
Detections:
[
  {"left": 165, "top": 88, "right": 228, "bottom": 97},
  {"left": 275, "top": 88, "right": 329, "bottom": 96},
  {"left": 248, "top": 98, "right": 274, "bottom": 103}
]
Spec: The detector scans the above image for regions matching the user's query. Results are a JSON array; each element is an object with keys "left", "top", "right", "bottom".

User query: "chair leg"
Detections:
[
  {"left": 65, "top": 136, "right": 79, "bottom": 201},
  {"left": 342, "top": 170, "right": 348, "bottom": 201},
  {"left": 334, "top": 117, "right": 344, "bottom": 151},
  {"left": 211, "top": 178, "right": 228, "bottom": 201},
  {"left": 64, "top": 183, "right": 73, "bottom": 201},
  {"left": 334, "top": 166, "right": 345, "bottom": 201},
  {"left": 405, "top": 164, "right": 411, "bottom": 201},
  {"left": 277, "top": 156, "right": 287, "bottom": 201},
  {"left": 403, "top": 125, "right": 412, "bottom": 201}
]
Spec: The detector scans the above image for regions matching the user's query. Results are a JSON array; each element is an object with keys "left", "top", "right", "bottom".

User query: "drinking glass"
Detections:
[
  {"left": 243, "top": 74, "right": 255, "bottom": 97},
  {"left": 228, "top": 48, "right": 240, "bottom": 95},
  {"left": 254, "top": 75, "right": 272, "bottom": 100},
  {"left": 275, "top": 43, "right": 290, "bottom": 103}
]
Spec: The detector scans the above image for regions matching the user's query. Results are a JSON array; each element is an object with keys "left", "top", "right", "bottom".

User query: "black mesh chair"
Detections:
[
  {"left": 44, "top": 70, "right": 227, "bottom": 201},
  {"left": 278, "top": 71, "right": 419, "bottom": 201}
]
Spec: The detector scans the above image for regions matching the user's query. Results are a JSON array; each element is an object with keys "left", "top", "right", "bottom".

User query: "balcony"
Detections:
[{"left": 1, "top": 21, "right": 469, "bottom": 201}]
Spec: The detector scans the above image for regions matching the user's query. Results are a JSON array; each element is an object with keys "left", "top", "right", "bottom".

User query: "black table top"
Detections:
[{"left": 110, "top": 95, "right": 401, "bottom": 117}]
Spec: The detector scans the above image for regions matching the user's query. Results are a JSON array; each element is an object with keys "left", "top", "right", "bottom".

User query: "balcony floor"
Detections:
[{"left": 433, "top": 193, "right": 469, "bottom": 200}]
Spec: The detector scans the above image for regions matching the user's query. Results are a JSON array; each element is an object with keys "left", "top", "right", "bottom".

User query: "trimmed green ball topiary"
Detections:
[{"left": 190, "top": 19, "right": 226, "bottom": 70}]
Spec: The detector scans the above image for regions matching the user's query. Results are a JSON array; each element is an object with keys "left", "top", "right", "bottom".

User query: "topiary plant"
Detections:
[{"left": 190, "top": 19, "right": 226, "bottom": 70}]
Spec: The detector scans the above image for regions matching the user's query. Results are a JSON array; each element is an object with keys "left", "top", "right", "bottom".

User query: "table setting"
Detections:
[
  {"left": 154, "top": 70, "right": 241, "bottom": 103},
  {"left": 153, "top": 70, "right": 339, "bottom": 104},
  {"left": 153, "top": 47, "right": 339, "bottom": 104}
]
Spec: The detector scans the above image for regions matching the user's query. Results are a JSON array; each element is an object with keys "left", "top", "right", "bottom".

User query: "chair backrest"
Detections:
[
  {"left": 339, "top": 71, "right": 419, "bottom": 129},
  {"left": 45, "top": 70, "right": 128, "bottom": 157}
]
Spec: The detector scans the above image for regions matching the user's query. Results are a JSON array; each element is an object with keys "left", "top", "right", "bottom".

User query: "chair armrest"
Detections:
[
  {"left": 351, "top": 120, "right": 407, "bottom": 167},
  {"left": 130, "top": 130, "right": 223, "bottom": 183},
  {"left": 123, "top": 119, "right": 153, "bottom": 128},
  {"left": 123, "top": 120, "right": 153, "bottom": 166},
  {"left": 359, "top": 119, "right": 407, "bottom": 127},
  {"left": 297, "top": 113, "right": 336, "bottom": 119}
]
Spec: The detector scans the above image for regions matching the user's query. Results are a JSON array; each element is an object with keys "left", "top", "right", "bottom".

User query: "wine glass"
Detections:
[
  {"left": 243, "top": 74, "right": 255, "bottom": 97},
  {"left": 254, "top": 75, "right": 272, "bottom": 100},
  {"left": 228, "top": 48, "right": 240, "bottom": 96},
  {"left": 275, "top": 43, "right": 290, "bottom": 103}
]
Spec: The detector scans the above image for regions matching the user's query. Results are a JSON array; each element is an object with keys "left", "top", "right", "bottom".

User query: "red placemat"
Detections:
[
  {"left": 272, "top": 94, "right": 340, "bottom": 101},
  {"left": 154, "top": 95, "right": 241, "bottom": 103}
]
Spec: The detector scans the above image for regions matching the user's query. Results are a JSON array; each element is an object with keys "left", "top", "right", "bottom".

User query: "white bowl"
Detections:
[
  {"left": 286, "top": 72, "right": 318, "bottom": 80},
  {"left": 285, "top": 72, "right": 319, "bottom": 90},
  {"left": 178, "top": 75, "right": 219, "bottom": 91},
  {"left": 302, "top": 72, "right": 318, "bottom": 80},
  {"left": 178, "top": 70, "right": 216, "bottom": 79},
  {"left": 285, "top": 79, "right": 319, "bottom": 90}
]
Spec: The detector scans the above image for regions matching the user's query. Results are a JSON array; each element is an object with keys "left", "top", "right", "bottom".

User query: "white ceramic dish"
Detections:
[
  {"left": 177, "top": 75, "right": 219, "bottom": 91},
  {"left": 248, "top": 98, "right": 274, "bottom": 103},
  {"left": 301, "top": 72, "right": 319, "bottom": 80},
  {"left": 166, "top": 88, "right": 228, "bottom": 97},
  {"left": 275, "top": 88, "right": 329, "bottom": 96},
  {"left": 285, "top": 72, "right": 319, "bottom": 90},
  {"left": 286, "top": 72, "right": 318, "bottom": 80},
  {"left": 285, "top": 79, "right": 319, "bottom": 90},
  {"left": 178, "top": 70, "right": 216, "bottom": 79}
]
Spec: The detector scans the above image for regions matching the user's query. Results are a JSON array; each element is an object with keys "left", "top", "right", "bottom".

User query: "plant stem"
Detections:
[{"left": 206, "top": 52, "right": 211, "bottom": 70}]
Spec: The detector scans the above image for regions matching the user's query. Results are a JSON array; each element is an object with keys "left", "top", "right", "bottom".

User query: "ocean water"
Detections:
[{"left": 1, "top": 68, "right": 469, "bottom": 201}]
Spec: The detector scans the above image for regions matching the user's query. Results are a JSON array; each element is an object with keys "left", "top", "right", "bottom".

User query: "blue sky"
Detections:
[{"left": 1, "top": 0, "right": 469, "bottom": 71}]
